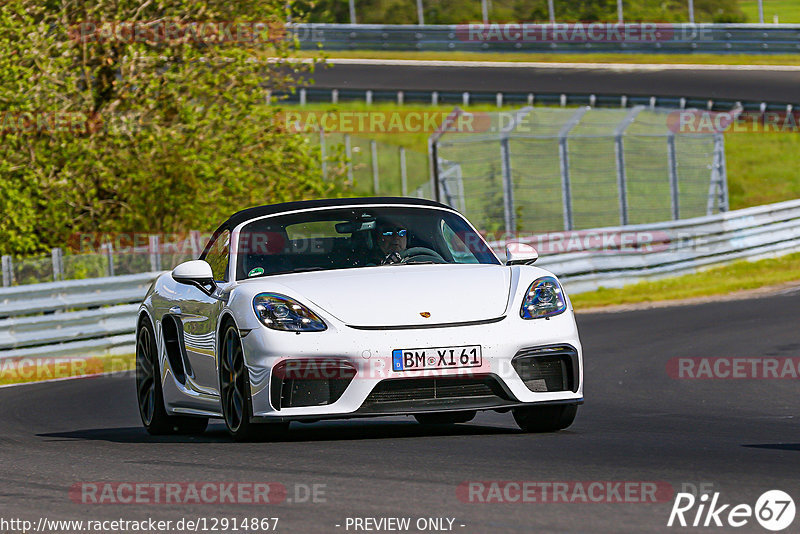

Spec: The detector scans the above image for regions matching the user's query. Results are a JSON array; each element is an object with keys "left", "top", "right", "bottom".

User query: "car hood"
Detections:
[{"left": 265, "top": 264, "right": 511, "bottom": 327}]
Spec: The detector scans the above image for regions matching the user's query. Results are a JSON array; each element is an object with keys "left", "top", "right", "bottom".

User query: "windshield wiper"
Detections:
[
  {"left": 260, "top": 267, "right": 327, "bottom": 276},
  {"left": 385, "top": 260, "right": 442, "bottom": 266}
]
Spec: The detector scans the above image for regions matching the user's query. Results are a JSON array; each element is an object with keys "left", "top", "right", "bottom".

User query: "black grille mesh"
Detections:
[{"left": 363, "top": 377, "right": 501, "bottom": 406}]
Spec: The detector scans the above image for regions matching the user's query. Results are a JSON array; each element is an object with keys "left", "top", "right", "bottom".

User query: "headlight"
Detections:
[
  {"left": 253, "top": 293, "right": 327, "bottom": 332},
  {"left": 520, "top": 276, "right": 567, "bottom": 319}
]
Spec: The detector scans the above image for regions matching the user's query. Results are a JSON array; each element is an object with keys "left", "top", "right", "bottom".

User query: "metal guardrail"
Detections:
[
  {"left": 293, "top": 23, "right": 800, "bottom": 54},
  {"left": 488, "top": 198, "right": 800, "bottom": 294},
  {"left": 0, "top": 272, "right": 161, "bottom": 360},
  {"left": 285, "top": 87, "right": 799, "bottom": 115},
  {"left": 3, "top": 198, "right": 800, "bottom": 359},
  {"left": 0, "top": 272, "right": 159, "bottom": 316}
]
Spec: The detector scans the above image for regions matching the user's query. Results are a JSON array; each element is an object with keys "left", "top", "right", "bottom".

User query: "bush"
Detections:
[{"left": 0, "top": 0, "right": 350, "bottom": 256}]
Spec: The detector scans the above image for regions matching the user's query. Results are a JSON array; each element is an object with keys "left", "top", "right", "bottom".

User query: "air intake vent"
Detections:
[
  {"left": 270, "top": 359, "right": 356, "bottom": 409},
  {"left": 161, "top": 315, "right": 190, "bottom": 384},
  {"left": 512, "top": 345, "right": 579, "bottom": 393}
]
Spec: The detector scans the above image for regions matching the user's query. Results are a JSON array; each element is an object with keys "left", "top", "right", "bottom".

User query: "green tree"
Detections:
[{"left": 0, "top": 0, "right": 348, "bottom": 255}]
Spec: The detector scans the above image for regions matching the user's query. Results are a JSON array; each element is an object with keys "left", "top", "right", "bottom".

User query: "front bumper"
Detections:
[{"left": 241, "top": 311, "right": 583, "bottom": 421}]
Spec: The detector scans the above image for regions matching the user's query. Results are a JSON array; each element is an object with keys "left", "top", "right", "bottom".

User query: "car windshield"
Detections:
[{"left": 235, "top": 206, "right": 500, "bottom": 280}]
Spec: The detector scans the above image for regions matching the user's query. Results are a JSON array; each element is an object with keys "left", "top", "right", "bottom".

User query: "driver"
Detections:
[{"left": 369, "top": 220, "right": 408, "bottom": 265}]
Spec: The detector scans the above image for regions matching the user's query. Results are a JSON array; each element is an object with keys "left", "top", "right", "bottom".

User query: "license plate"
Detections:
[{"left": 392, "top": 345, "right": 482, "bottom": 372}]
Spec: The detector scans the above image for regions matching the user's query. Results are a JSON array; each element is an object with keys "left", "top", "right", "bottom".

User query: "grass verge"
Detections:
[
  {"left": 739, "top": 0, "right": 800, "bottom": 23},
  {"left": 571, "top": 252, "right": 800, "bottom": 310},
  {"left": 302, "top": 49, "right": 800, "bottom": 66},
  {"left": 725, "top": 133, "right": 800, "bottom": 209},
  {"left": 0, "top": 353, "right": 135, "bottom": 386}
]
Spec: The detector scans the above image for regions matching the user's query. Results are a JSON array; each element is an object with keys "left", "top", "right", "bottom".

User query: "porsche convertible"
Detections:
[{"left": 136, "top": 197, "right": 583, "bottom": 440}]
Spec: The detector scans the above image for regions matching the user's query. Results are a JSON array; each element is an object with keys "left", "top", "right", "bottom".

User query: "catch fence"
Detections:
[{"left": 426, "top": 105, "right": 728, "bottom": 234}]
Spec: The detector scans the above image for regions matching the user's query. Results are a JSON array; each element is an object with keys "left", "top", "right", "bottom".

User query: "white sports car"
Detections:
[{"left": 136, "top": 197, "right": 583, "bottom": 440}]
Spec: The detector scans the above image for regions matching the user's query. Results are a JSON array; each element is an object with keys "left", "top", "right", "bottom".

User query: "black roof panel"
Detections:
[{"left": 224, "top": 197, "right": 452, "bottom": 229}]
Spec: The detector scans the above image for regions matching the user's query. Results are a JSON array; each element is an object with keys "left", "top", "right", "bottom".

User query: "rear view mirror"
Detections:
[
  {"left": 335, "top": 220, "right": 376, "bottom": 233},
  {"left": 172, "top": 260, "right": 216, "bottom": 294},
  {"left": 505, "top": 242, "right": 538, "bottom": 265}
]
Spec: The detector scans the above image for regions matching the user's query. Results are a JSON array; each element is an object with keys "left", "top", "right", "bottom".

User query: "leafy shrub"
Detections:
[{"left": 0, "top": 0, "right": 350, "bottom": 256}]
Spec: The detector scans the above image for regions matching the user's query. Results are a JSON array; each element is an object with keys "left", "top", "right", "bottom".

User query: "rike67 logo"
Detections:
[{"left": 668, "top": 490, "right": 795, "bottom": 531}]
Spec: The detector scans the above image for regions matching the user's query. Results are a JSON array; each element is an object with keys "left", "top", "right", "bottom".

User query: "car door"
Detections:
[{"left": 178, "top": 228, "right": 230, "bottom": 396}]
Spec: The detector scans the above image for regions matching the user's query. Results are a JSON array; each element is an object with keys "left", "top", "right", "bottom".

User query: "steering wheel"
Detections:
[{"left": 399, "top": 247, "right": 447, "bottom": 264}]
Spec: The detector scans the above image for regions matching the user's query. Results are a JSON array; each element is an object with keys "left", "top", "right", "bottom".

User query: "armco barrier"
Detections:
[
  {"left": 292, "top": 23, "right": 800, "bottom": 54},
  {"left": 283, "top": 87, "right": 798, "bottom": 116},
  {"left": 0, "top": 272, "right": 160, "bottom": 360},
  {"left": 489, "top": 198, "right": 800, "bottom": 294},
  {"left": 3, "top": 199, "right": 800, "bottom": 359}
]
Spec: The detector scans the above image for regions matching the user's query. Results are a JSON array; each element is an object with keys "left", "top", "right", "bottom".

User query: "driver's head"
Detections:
[{"left": 376, "top": 220, "right": 408, "bottom": 255}]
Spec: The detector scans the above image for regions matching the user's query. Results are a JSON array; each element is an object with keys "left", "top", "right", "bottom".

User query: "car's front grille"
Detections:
[
  {"left": 362, "top": 376, "right": 506, "bottom": 406},
  {"left": 512, "top": 345, "right": 579, "bottom": 393}
]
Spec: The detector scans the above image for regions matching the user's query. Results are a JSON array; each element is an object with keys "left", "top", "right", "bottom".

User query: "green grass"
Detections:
[
  {"left": 571, "top": 251, "right": 800, "bottom": 309},
  {"left": 0, "top": 353, "right": 134, "bottom": 386},
  {"left": 304, "top": 49, "right": 800, "bottom": 65},
  {"left": 739, "top": 0, "right": 800, "bottom": 22},
  {"left": 726, "top": 133, "right": 800, "bottom": 209}
]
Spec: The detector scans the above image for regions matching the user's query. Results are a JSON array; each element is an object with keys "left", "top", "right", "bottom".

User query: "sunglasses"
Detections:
[{"left": 380, "top": 229, "right": 407, "bottom": 237}]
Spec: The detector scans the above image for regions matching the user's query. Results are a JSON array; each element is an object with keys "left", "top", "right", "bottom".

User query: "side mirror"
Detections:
[
  {"left": 172, "top": 260, "right": 216, "bottom": 294},
  {"left": 506, "top": 242, "right": 538, "bottom": 265}
]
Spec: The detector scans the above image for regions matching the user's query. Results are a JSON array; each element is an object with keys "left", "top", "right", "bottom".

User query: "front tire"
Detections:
[
  {"left": 512, "top": 404, "right": 577, "bottom": 433},
  {"left": 136, "top": 317, "right": 208, "bottom": 435},
  {"left": 219, "top": 325, "right": 288, "bottom": 442}
]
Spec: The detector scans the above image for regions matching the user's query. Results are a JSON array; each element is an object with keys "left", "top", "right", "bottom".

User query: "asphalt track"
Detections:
[
  {"left": 304, "top": 59, "right": 800, "bottom": 103},
  {"left": 2, "top": 290, "right": 799, "bottom": 533}
]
